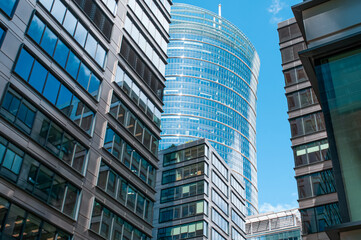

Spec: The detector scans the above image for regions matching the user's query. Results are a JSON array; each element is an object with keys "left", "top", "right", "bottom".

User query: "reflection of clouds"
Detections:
[{"left": 267, "top": 0, "right": 286, "bottom": 24}]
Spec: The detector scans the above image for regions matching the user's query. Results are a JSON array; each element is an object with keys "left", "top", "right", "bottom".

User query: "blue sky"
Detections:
[{"left": 172, "top": 0, "right": 301, "bottom": 213}]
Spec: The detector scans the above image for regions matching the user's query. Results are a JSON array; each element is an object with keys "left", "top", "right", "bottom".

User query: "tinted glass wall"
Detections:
[{"left": 160, "top": 3, "right": 260, "bottom": 216}]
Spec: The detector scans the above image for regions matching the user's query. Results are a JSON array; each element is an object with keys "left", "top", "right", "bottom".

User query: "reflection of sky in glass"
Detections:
[{"left": 160, "top": 3, "right": 260, "bottom": 215}]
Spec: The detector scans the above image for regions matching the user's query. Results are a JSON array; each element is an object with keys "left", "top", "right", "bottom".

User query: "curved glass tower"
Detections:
[{"left": 160, "top": 3, "right": 260, "bottom": 215}]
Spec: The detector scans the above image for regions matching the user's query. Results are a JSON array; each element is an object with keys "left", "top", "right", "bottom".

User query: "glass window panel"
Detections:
[
  {"left": 84, "top": 34, "right": 97, "bottom": 58},
  {"left": 23, "top": 213, "right": 42, "bottom": 239},
  {"left": 39, "top": 222, "right": 57, "bottom": 240},
  {"left": 66, "top": 51, "right": 80, "bottom": 79},
  {"left": 28, "top": 15, "right": 46, "bottom": 44},
  {"left": 126, "top": 113, "right": 136, "bottom": 135},
  {"left": 95, "top": 44, "right": 106, "bottom": 67},
  {"left": 63, "top": 184, "right": 78, "bottom": 217},
  {"left": 59, "top": 133, "right": 75, "bottom": 164},
  {"left": 15, "top": 49, "right": 34, "bottom": 81},
  {"left": 135, "top": 121, "right": 143, "bottom": 142},
  {"left": 3, "top": 204, "right": 26, "bottom": 238},
  {"left": 33, "top": 165, "right": 53, "bottom": 202},
  {"left": 40, "top": 27, "right": 57, "bottom": 56},
  {"left": 28, "top": 61, "right": 47, "bottom": 93},
  {"left": 77, "top": 63, "right": 91, "bottom": 89},
  {"left": 0, "top": 0, "right": 18, "bottom": 17},
  {"left": 56, "top": 85, "right": 73, "bottom": 116},
  {"left": 131, "top": 151, "right": 140, "bottom": 176},
  {"left": 63, "top": 11, "right": 77, "bottom": 36},
  {"left": 126, "top": 187, "right": 136, "bottom": 211},
  {"left": 73, "top": 144, "right": 86, "bottom": 173},
  {"left": 51, "top": 0, "right": 66, "bottom": 23},
  {"left": 74, "top": 22, "right": 87, "bottom": 47},
  {"left": 43, "top": 74, "right": 60, "bottom": 104},
  {"left": 88, "top": 74, "right": 100, "bottom": 98},
  {"left": 49, "top": 175, "right": 66, "bottom": 210},
  {"left": 53, "top": 40, "right": 70, "bottom": 68}
]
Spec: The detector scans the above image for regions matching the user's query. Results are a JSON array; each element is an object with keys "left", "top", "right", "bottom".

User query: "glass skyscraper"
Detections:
[{"left": 160, "top": 3, "right": 260, "bottom": 215}]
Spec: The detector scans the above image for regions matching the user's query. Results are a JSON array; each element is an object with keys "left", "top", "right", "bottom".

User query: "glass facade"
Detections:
[
  {"left": 315, "top": 46, "right": 361, "bottom": 221},
  {"left": 160, "top": 3, "right": 260, "bottom": 215}
]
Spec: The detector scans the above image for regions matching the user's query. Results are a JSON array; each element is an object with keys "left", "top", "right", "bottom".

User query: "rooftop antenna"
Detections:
[{"left": 218, "top": 4, "right": 222, "bottom": 17}]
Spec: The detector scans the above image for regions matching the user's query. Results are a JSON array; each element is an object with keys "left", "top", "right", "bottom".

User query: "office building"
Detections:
[
  {"left": 160, "top": 3, "right": 261, "bottom": 216},
  {"left": 246, "top": 209, "right": 302, "bottom": 240},
  {"left": 292, "top": 0, "right": 361, "bottom": 239},
  {"left": 278, "top": 18, "right": 341, "bottom": 240},
  {"left": 0, "top": 0, "right": 170, "bottom": 239},
  {"left": 153, "top": 139, "right": 247, "bottom": 240}
]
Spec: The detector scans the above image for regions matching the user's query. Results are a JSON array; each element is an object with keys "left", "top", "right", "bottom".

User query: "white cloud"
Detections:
[
  {"left": 259, "top": 202, "right": 298, "bottom": 213},
  {"left": 267, "top": 0, "right": 286, "bottom": 24},
  {"left": 268, "top": 0, "right": 285, "bottom": 14}
]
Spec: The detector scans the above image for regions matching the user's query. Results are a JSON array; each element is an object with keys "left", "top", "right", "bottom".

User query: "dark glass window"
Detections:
[
  {"left": 109, "top": 93, "right": 158, "bottom": 153},
  {"left": 28, "top": 61, "right": 48, "bottom": 93},
  {"left": 163, "top": 144, "right": 207, "bottom": 166},
  {"left": 43, "top": 74, "right": 61, "bottom": 104},
  {"left": 297, "top": 169, "right": 336, "bottom": 199},
  {"left": 53, "top": 40, "right": 70, "bottom": 68},
  {"left": 294, "top": 139, "right": 330, "bottom": 167},
  {"left": 289, "top": 112, "right": 326, "bottom": 138},
  {"left": 103, "top": 125, "right": 156, "bottom": 188},
  {"left": 162, "top": 162, "right": 206, "bottom": 184},
  {"left": 0, "top": 0, "right": 18, "bottom": 17},
  {"left": 0, "top": 88, "right": 88, "bottom": 174},
  {"left": 90, "top": 200, "right": 150, "bottom": 240},
  {"left": 158, "top": 221, "right": 207, "bottom": 239},
  {"left": 0, "top": 196, "right": 72, "bottom": 239},
  {"left": 300, "top": 203, "right": 341, "bottom": 235},
  {"left": 159, "top": 200, "right": 206, "bottom": 223},
  {"left": 160, "top": 181, "right": 207, "bottom": 203}
]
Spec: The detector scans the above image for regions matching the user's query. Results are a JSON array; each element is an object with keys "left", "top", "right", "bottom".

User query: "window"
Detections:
[
  {"left": 212, "top": 189, "right": 228, "bottom": 215},
  {"left": 232, "top": 227, "right": 244, "bottom": 240},
  {"left": 287, "top": 88, "right": 318, "bottom": 111},
  {"left": 280, "top": 42, "right": 306, "bottom": 63},
  {"left": 0, "top": 25, "right": 5, "bottom": 47},
  {"left": 159, "top": 200, "right": 207, "bottom": 223},
  {"left": 162, "top": 162, "right": 207, "bottom": 184},
  {"left": 231, "top": 210, "right": 245, "bottom": 231},
  {"left": 120, "top": 39, "right": 164, "bottom": 100},
  {"left": 128, "top": 0, "right": 168, "bottom": 52},
  {"left": 284, "top": 66, "right": 308, "bottom": 86},
  {"left": 73, "top": 0, "right": 113, "bottom": 40},
  {"left": 109, "top": 94, "right": 159, "bottom": 154},
  {"left": 300, "top": 203, "right": 341, "bottom": 235},
  {"left": 163, "top": 144, "right": 206, "bottom": 166},
  {"left": 97, "top": 161, "right": 153, "bottom": 222},
  {"left": 123, "top": 15, "right": 166, "bottom": 74},
  {"left": 293, "top": 139, "right": 330, "bottom": 167},
  {"left": 297, "top": 169, "right": 336, "bottom": 199},
  {"left": 14, "top": 48, "right": 95, "bottom": 134},
  {"left": 231, "top": 176, "right": 245, "bottom": 199},
  {"left": 27, "top": 15, "right": 102, "bottom": 99},
  {"left": 212, "top": 228, "right": 226, "bottom": 240},
  {"left": 39, "top": 0, "right": 107, "bottom": 67},
  {"left": 289, "top": 112, "right": 326, "bottom": 138},
  {"left": 101, "top": 0, "right": 117, "bottom": 15},
  {"left": 0, "top": 196, "right": 72, "bottom": 239},
  {"left": 90, "top": 200, "right": 150, "bottom": 240},
  {"left": 0, "top": 137, "right": 24, "bottom": 180},
  {"left": 231, "top": 192, "right": 245, "bottom": 214},
  {"left": 212, "top": 154, "right": 228, "bottom": 180},
  {"left": 0, "top": 0, "right": 18, "bottom": 17},
  {"left": 103, "top": 125, "right": 156, "bottom": 187},
  {"left": 157, "top": 221, "right": 207, "bottom": 239},
  {"left": 212, "top": 171, "right": 228, "bottom": 197},
  {"left": 114, "top": 65, "right": 161, "bottom": 127},
  {"left": 0, "top": 88, "right": 88, "bottom": 174},
  {"left": 160, "top": 180, "right": 208, "bottom": 203},
  {"left": 212, "top": 208, "right": 229, "bottom": 234}
]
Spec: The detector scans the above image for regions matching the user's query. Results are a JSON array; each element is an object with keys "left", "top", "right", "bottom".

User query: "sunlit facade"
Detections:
[{"left": 160, "top": 3, "right": 260, "bottom": 215}]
